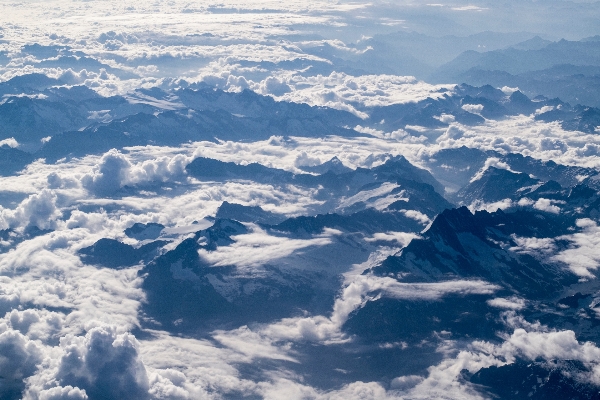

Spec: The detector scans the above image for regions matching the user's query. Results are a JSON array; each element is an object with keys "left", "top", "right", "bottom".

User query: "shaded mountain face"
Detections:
[
  {"left": 0, "top": 146, "right": 34, "bottom": 176},
  {"left": 455, "top": 167, "right": 540, "bottom": 205},
  {"left": 470, "top": 360, "right": 600, "bottom": 400},
  {"left": 79, "top": 238, "right": 167, "bottom": 269},
  {"left": 343, "top": 205, "right": 585, "bottom": 359},
  {"left": 339, "top": 198, "right": 600, "bottom": 399},
  {"left": 453, "top": 167, "right": 600, "bottom": 219},
  {"left": 368, "top": 207, "right": 575, "bottom": 295},
  {"left": 139, "top": 217, "right": 365, "bottom": 331}
]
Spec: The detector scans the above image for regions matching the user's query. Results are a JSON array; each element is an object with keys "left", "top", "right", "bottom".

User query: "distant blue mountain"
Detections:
[
  {"left": 431, "top": 37, "right": 600, "bottom": 107},
  {"left": 432, "top": 38, "right": 600, "bottom": 80}
]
